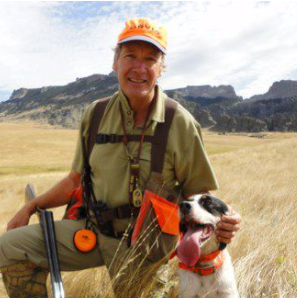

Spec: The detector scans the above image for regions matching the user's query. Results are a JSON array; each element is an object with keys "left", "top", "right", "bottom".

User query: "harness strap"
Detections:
[
  {"left": 88, "top": 96, "right": 110, "bottom": 157},
  {"left": 151, "top": 99, "right": 178, "bottom": 173},
  {"left": 89, "top": 97, "right": 178, "bottom": 173},
  {"left": 83, "top": 95, "right": 179, "bottom": 238},
  {"left": 82, "top": 97, "right": 112, "bottom": 236},
  {"left": 96, "top": 134, "right": 155, "bottom": 144},
  {"left": 88, "top": 202, "right": 139, "bottom": 223}
]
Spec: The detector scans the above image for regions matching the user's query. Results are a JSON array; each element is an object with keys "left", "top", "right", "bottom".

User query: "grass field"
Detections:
[{"left": 0, "top": 122, "right": 297, "bottom": 298}]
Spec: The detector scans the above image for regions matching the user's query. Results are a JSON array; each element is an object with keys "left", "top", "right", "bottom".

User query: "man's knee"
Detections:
[
  {"left": 0, "top": 230, "right": 18, "bottom": 267},
  {"left": 0, "top": 226, "right": 39, "bottom": 268}
]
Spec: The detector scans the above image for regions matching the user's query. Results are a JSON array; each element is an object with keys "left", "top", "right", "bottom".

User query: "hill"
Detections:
[{"left": 1, "top": 75, "right": 297, "bottom": 132}]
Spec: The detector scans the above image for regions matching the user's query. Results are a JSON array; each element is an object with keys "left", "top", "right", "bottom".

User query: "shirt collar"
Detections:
[{"left": 118, "top": 85, "right": 166, "bottom": 124}]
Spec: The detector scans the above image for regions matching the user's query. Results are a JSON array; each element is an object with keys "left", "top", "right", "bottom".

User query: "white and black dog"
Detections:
[{"left": 177, "top": 194, "right": 239, "bottom": 298}]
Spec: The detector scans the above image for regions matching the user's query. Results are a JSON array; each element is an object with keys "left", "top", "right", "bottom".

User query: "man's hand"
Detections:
[
  {"left": 6, "top": 201, "right": 36, "bottom": 231},
  {"left": 216, "top": 205, "right": 241, "bottom": 244},
  {"left": 6, "top": 170, "right": 81, "bottom": 232}
]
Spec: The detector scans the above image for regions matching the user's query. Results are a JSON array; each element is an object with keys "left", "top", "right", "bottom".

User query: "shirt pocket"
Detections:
[{"left": 89, "top": 143, "right": 128, "bottom": 175}]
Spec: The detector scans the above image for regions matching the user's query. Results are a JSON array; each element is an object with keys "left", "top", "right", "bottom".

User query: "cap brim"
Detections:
[{"left": 118, "top": 35, "right": 166, "bottom": 54}]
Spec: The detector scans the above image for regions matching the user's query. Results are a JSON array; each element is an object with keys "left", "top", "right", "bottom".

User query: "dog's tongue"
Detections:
[{"left": 177, "top": 227, "right": 203, "bottom": 267}]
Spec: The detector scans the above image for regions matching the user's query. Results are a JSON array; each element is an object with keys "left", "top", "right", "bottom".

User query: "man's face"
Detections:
[{"left": 113, "top": 41, "right": 163, "bottom": 103}]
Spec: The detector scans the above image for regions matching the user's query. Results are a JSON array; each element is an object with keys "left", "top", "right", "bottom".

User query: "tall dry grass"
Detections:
[
  {"left": 212, "top": 137, "right": 297, "bottom": 298},
  {"left": 0, "top": 123, "right": 297, "bottom": 298}
]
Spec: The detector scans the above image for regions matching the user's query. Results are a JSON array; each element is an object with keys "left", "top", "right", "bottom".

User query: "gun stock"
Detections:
[{"left": 25, "top": 184, "right": 65, "bottom": 298}]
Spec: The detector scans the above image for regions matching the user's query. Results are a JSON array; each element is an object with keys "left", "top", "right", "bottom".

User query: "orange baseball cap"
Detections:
[{"left": 118, "top": 18, "right": 167, "bottom": 54}]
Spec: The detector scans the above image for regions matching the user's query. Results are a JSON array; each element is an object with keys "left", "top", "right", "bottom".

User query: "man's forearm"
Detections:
[{"left": 28, "top": 172, "right": 81, "bottom": 213}]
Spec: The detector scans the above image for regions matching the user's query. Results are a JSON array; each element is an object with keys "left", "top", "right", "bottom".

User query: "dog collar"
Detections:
[{"left": 178, "top": 250, "right": 225, "bottom": 276}]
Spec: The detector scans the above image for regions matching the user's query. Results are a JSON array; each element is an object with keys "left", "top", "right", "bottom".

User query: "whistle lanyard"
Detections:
[{"left": 119, "top": 99, "right": 155, "bottom": 209}]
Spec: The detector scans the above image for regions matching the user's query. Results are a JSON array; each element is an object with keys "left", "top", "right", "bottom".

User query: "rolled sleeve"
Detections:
[
  {"left": 171, "top": 106, "right": 219, "bottom": 196},
  {"left": 71, "top": 126, "right": 84, "bottom": 174},
  {"left": 71, "top": 103, "right": 96, "bottom": 174}
]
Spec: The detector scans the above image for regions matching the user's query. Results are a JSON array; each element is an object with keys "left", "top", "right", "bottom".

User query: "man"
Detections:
[{"left": 0, "top": 18, "right": 240, "bottom": 298}]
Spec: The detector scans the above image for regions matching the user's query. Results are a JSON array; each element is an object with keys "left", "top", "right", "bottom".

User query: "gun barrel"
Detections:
[
  {"left": 25, "top": 184, "right": 65, "bottom": 298},
  {"left": 40, "top": 209, "right": 65, "bottom": 298}
]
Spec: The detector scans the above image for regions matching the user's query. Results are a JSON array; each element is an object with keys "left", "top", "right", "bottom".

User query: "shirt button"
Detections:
[{"left": 127, "top": 110, "right": 132, "bottom": 115}]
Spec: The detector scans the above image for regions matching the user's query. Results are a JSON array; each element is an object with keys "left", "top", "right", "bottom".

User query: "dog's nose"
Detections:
[{"left": 179, "top": 202, "right": 192, "bottom": 214}]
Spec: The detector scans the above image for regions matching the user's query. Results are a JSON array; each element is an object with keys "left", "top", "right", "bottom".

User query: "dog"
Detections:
[{"left": 177, "top": 194, "right": 239, "bottom": 298}]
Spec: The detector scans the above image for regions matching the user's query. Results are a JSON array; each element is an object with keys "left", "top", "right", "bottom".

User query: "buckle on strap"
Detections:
[
  {"left": 90, "top": 202, "right": 137, "bottom": 223},
  {"left": 109, "top": 134, "right": 118, "bottom": 143},
  {"left": 96, "top": 134, "right": 156, "bottom": 144},
  {"left": 96, "top": 134, "right": 107, "bottom": 144}
]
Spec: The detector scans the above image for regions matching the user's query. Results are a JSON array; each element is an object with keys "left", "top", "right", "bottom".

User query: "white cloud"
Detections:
[
  {"left": 1, "top": 1, "right": 297, "bottom": 101},
  {"left": 161, "top": 1, "right": 297, "bottom": 98},
  {"left": 0, "top": 2, "right": 119, "bottom": 95}
]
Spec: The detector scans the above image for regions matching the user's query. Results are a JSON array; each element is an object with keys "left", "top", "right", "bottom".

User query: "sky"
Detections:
[{"left": 1, "top": 1, "right": 297, "bottom": 101}]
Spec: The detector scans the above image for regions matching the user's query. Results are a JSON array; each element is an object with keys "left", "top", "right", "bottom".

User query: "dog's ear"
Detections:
[{"left": 219, "top": 242, "right": 227, "bottom": 250}]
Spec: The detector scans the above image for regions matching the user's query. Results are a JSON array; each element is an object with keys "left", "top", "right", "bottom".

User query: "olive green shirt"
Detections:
[{"left": 72, "top": 85, "right": 219, "bottom": 231}]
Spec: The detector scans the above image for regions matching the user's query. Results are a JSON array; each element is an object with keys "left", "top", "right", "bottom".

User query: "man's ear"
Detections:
[
  {"left": 113, "top": 62, "right": 118, "bottom": 73},
  {"left": 157, "top": 67, "right": 162, "bottom": 78},
  {"left": 158, "top": 57, "right": 165, "bottom": 78}
]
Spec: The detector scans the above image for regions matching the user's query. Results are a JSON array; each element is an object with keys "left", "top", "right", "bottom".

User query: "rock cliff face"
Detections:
[
  {"left": 10, "top": 88, "right": 29, "bottom": 100},
  {"left": 167, "top": 80, "right": 297, "bottom": 132},
  {"left": 248, "top": 80, "right": 297, "bottom": 101},
  {"left": 228, "top": 96, "right": 297, "bottom": 132},
  {"left": 166, "top": 85, "right": 242, "bottom": 100},
  {"left": 0, "top": 75, "right": 297, "bottom": 132},
  {"left": 0, "top": 73, "right": 118, "bottom": 128}
]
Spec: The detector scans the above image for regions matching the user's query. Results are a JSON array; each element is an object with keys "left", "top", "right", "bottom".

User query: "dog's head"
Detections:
[{"left": 177, "top": 194, "right": 228, "bottom": 266}]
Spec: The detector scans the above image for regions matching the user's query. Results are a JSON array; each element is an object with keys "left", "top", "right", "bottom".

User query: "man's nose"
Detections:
[{"left": 133, "top": 59, "right": 147, "bottom": 73}]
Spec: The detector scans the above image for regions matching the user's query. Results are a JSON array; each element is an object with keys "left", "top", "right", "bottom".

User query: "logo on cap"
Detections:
[{"left": 118, "top": 18, "right": 167, "bottom": 54}]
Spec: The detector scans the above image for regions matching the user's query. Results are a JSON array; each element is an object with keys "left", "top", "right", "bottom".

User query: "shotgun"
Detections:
[{"left": 25, "top": 184, "right": 65, "bottom": 298}]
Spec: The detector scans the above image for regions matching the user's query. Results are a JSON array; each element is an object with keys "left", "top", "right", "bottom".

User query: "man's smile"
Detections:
[{"left": 128, "top": 78, "right": 147, "bottom": 84}]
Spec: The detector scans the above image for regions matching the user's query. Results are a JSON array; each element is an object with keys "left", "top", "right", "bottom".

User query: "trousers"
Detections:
[{"left": 0, "top": 219, "right": 169, "bottom": 297}]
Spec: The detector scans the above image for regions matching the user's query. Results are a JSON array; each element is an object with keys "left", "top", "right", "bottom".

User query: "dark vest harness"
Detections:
[{"left": 81, "top": 96, "right": 178, "bottom": 238}]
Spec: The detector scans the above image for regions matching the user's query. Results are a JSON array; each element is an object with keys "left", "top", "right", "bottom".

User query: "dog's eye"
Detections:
[
  {"left": 201, "top": 196, "right": 213, "bottom": 207},
  {"left": 203, "top": 197, "right": 211, "bottom": 203}
]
